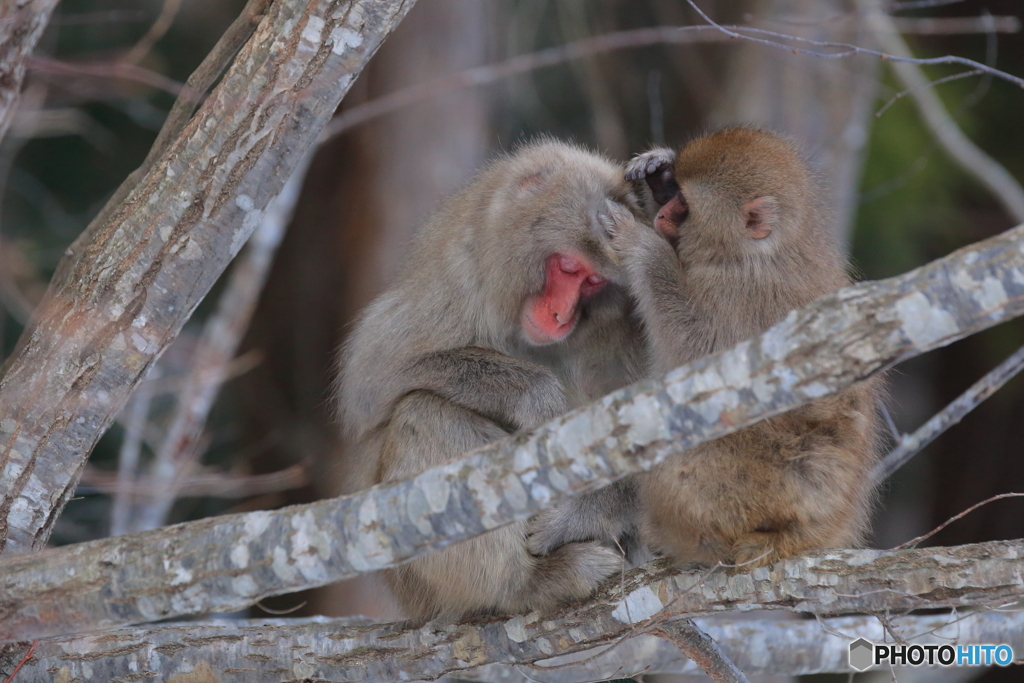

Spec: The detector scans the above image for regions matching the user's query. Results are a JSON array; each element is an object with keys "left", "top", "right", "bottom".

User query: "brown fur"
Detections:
[
  {"left": 337, "top": 141, "right": 649, "bottom": 619},
  {"left": 616, "top": 127, "right": 882, "bottom": 567}
]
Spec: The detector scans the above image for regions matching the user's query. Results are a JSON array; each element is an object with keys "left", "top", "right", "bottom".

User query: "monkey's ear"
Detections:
[{"left": 744, "top": 196, "right": 778, "bottom": 240}]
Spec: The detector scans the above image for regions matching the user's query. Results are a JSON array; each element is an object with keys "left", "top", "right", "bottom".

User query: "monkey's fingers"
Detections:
[{"left": 625, "top": 147, "right": 675, "bottom": 181}]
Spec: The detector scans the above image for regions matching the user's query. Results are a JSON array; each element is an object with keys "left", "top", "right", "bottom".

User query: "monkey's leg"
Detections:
[{"left": 379, "top": 390, "right": 621, "bottom": 619}]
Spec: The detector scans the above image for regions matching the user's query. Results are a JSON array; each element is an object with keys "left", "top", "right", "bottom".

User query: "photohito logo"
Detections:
[{"left": 848, "top": 638, "right": 1015, "bottom": 671}]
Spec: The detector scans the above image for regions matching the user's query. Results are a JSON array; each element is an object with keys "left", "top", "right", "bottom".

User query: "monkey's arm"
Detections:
[
  {"left": 602, "top": 209, "right": 699, "bottom": 373},
  {"left": 405, "top": 346, "right": 644, "bottom": 563},
  {"left": 403, "top": 347, "right": 566, "bottom": 431},
  {"left": 373, "top": 359, "right": 621, "bottom": 619}
]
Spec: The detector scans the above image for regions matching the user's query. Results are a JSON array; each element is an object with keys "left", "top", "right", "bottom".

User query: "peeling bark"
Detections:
[
  {"left": 2, "top": 222, "right": 1024, "bottom": 639},
  {"left": 3, "top": 543, "right": 1023, "bottom": 680},
  {"left": 0, "top": 0, "right": 418, "bottom": 554}
]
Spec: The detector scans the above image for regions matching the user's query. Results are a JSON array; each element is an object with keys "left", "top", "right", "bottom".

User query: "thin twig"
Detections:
[
  {"left": 322, "top": 25, "right": 733, "bottom": 141},
  {"left": 875, "top": 69, "right": 982, "bottom": 117},
  {"left": 27, "top": 56, "right": 189, "bottom": 99},
  {"left": 324, "top": 16, "right": 1024, "bottom": 142},
  {"left": 897, "top": 492, "right": 1024, "bottom": 549},
  {"left": 51, "top": 10, "right": 149, "bottom": 26},
  {"left": 83, "top": 463, "right": 307, "bottom": 499},
  {"left": 860, "top": 2, "right": 1024, "bottom": 222},
  {"left": 2, "top": 640, "right": 36, "bottom": 683},
  {"left": 873, "top": 344, "right": 1024, "bottom": 483},
  {"left": 890, "top": 0, "right": 964, "bottom": 10},
  {"left": 653, "top": 619, "right": 751, "bottom": 683},
  {"left": 892, "top": 16, "right": 1020, "bottom": 35},
  {"left": 684, "top": 1, "right": 1024, "bottom": 88},
  {"left": 123, "top": 0, "right": 183, "bottom": 65},
  {"left": 109, "top": 368, "right": 157, "bottom": 537}
]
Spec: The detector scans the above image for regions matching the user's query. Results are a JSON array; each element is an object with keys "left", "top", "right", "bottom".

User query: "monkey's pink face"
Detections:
[{"left": 520, "top": 253, "right": 608, "bottom": 345}]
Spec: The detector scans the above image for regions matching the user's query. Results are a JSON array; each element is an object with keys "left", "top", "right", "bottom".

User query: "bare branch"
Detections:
[
  {"left": 4, "top": 549, "right": 1024, "bottom": 679},
  {"left": 874, "top": 344, "right": 1024, "bottom": 482},
  {"left": 0, "top": 0, "right": 60, "bottom": 144},
  {"left": 0, "top": 0, "right": 419, "bottom": 554},
  {"left": 861, "top": 2, "right": 1024, "bottom": 223},
  {"left": 897, "top": 493, "right": 1024, "bottom": 549},
  {"left": 322, "top": 25, "right": 735, "bottom": 140},
  {"left": 892, "top": 15, "right": 1020, "bottom": 35},
  {"left": 108, "top": 368, "right": 156, "bottom": 537},
  {"left": 81, "top": 463, "right": 307, "bottom": 499},
  {"left": 3, "top": 220, "right": 1024, "bottom": 638},
  {"left": 324, "top": 16, "right": 1024, "bottom": 142},
  {"left": 652, "top": 619, "right": 750, "bottom": 683},
  {"left": 27, "top": 56, "right": 188, "bottom": 98},
  {"left": 683, "top": 0, "right": 1024, "bottom": 88},
  {"left": 122, "top": 0, "right": 183, "bottom": 65}
]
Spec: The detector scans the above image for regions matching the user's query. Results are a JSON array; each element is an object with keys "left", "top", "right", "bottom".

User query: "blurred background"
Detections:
[{"left": 1, "top": 1, "right": 1022, "bottom": 680}]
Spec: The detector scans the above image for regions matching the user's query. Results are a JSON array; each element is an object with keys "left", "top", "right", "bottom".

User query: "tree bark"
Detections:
[
  {"left": 0, "top": 0, "right": 418, "bottom": 554},
  {"left": 3, "top": 542, "right": 1022, "bottom": 680},
  {"left": 0, "top": 0, "right": 60, "bottom": 145},
  {"left": 2, "top": 216, "right": 1024, "bottom": 638}
]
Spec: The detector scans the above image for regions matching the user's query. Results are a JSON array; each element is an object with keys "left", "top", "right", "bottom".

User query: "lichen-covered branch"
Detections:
[
  {"left": 4, "top": 541, "right": 1023, "bottom": 681},
  {"left": 0, "top": 0, "right": 417, "bottom": 554},
  {"left": 2, "top": 222, "right": 1024, "bottom": 640}
]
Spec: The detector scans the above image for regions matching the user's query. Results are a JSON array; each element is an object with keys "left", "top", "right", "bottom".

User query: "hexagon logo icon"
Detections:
[{"left": 849, "top": 638, "right": 874, "bottom": 671}]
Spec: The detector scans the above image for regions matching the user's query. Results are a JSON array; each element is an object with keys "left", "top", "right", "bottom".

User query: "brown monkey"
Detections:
[
  {"left": 611, "top": 127, "right": 881, "bottom": 567},
  {"left": 337, "top": 140, "right": 648, "bottom": 620}
]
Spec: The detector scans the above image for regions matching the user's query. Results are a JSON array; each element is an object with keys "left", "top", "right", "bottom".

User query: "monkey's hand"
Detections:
[
  {"left": 625, "top": 147, "right": 677, "bottom": 208},
  {"left": 599, "top": 201, "right": 674, "bottom": 266},
  {"left": 625, "top": 147, "right": 675, "bottom": 181},
  {"left": 526, "top": 478, "right": 643, "bottom": 561}
]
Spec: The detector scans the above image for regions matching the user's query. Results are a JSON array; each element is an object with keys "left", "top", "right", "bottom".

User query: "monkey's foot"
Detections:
[
  {"left": 625, "top": 147, "right": 675, "bottom": 181},
  {"left": 729, "top": 532, "right": 782, "bottom": 568},
  {"left": 529, "top": 541, "right": 623, "bottom": 605}
]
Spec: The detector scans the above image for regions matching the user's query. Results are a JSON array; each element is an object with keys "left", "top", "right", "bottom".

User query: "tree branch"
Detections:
[
  {"left": 0, "top": 0, "right": 418, "bottom": 554},
  {"left": 4, "top": 542, "right": 1023, "bottom": 679},
  {"left": 861, "top": 1, "right": 1024, "bottom": 223},
  {"left": 0, "top": 0, "right": 60, "bottom": 145},
  {"left": 3, "top": 221, "right": 1024, "bottom": 639},
  {"left": 874, "top": 343, "right": 1024, "bottom": 483},
  {"left": 652, "top": 619, "right": 750, "bottom": 683}
]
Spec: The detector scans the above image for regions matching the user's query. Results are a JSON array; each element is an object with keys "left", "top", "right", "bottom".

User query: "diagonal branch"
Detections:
[
  {"left": 874, "top": 343, "right": 1024, "bottom": 483},
  {"left": 0, "top": 0, "right": 419, "bottom": 554},
  {"left": 2, "top": 221, "right": 1024, "bottom": 640},
  {"left": 5, "top": 541, "right": 1024, "bottom": 678},
  {"left": 652, "top": 619, "right": 751, "bottom": 683}
]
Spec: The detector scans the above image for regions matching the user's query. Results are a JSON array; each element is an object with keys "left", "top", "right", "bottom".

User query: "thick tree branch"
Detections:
[
  {"left": 3, "top": 541, "right": 1023, "bottom": 679},
  {"left": 3, "top": 222, "right": 1024, "bottom": 639},
  {"left": 0, "top": 0, "right": 418, "bottom": 554}
]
